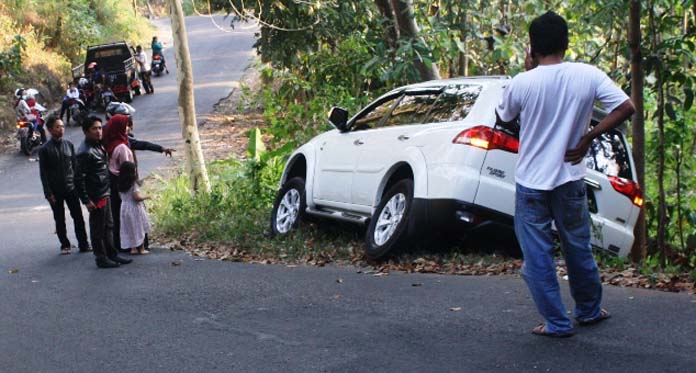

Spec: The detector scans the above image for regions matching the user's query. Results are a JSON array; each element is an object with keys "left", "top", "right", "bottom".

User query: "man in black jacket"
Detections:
[
  {"left": 39, "top": 116, "right": 89, "bottom": 254},
  {"left": 75, "top": 116, "right": 132, "bottom": 269}
]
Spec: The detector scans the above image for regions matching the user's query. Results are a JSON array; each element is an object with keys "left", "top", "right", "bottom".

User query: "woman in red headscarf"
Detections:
[{"left": 103, "top": 114, "right": 135, "bottom": 252}]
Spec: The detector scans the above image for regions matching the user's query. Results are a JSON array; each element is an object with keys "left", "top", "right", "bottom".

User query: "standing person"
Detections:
[
  {"left": 134, "top": 46, "right": 154, "bottom": 94},
  {"left": 118, "top": 161, "right": 151, "bottom": 255},
  {"left": 151, "top": 36, "right": 169, "bottom": 74},
  {"left": 103, "top": 114, "right": 135, "bottom": 253},
  {"left": 495, "top": 11, "right": 635, "bottom": 337},
  {"left": 75, "top": 116, "right": 133, "bottom": 269},
  {"left": 39, "top": 116, "right": 90, "bottom": 255}
]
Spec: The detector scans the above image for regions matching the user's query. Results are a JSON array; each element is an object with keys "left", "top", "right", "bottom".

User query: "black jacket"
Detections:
[
  {"left": 75, "top": 139, "right": 111, "bottom": 204},
  {"left": 38, "top": 138, "right": 77, "bottom": 198},
  {"left": 128, "top": 135, "right": 164, "bottom": 153}
]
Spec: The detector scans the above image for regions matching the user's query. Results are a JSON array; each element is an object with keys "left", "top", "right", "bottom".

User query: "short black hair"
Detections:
[
  {"left": 529, "top": 11, "right": 568, "bottom": 57},
  {"left": 118, "top": 161, "right": 138, "bottom": 193},
  {"left": 82, "top": 115, "right": 102, "bottom": 133},
  {"left": 45, "top": 115, "right": 59, "bottom": 129}
]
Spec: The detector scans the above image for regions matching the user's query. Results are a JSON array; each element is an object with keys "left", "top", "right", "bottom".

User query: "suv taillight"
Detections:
[
  {"left": 452, "top": 126, "right": 519, "bottom": 153},
  {"left": 608, "top": 176, "right": 643, "bottom": 207}
]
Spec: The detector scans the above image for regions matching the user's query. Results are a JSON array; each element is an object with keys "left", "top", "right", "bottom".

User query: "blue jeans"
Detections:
[{"left": 515, "top": 180, "right": 603, "bottom": 333}]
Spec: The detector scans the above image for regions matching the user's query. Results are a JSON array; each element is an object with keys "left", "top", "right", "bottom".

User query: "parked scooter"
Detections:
[
  {"left": 67, "top": 98, "right": 88, "bottom": 127},
  {"left": 151, "top": 54, "right": 165, "bottom": 77}
]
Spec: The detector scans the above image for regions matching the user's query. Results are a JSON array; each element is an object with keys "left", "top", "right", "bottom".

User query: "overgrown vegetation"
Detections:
[
  {"left": 153, "top": 1, "right": 695, "bottom": 277},
  {"left": 0, "top": 0, "right": 152, "bottom": 129}
]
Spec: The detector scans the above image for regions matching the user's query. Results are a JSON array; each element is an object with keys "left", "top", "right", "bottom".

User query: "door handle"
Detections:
[
  {"left": 583, "top": 178, "right": 602, "bottom": 190},
  {"left": 397, "top": 134, "right": 410, "bottom": 141},
  {"left": 353, "top": 139, "right": 364, "bottom": 146}
]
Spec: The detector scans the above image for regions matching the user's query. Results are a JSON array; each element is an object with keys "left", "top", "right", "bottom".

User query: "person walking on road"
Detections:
[
  {"left": 135, "top": 45, "right": 154, "bottom": 94},
  {"left": 117, "top": 161, "right": 151, "bottom": 255},
  {"left": 495, "top": 11, "right": 635, "bottom": 337},
  {"left": 39, "top": 116, "right": 90, "bottom": 255},
  {"left": 75, "top": 116, "right": 133, "bottom": 269}
]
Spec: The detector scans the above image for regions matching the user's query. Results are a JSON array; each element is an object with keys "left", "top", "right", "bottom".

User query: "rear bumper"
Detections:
[{"left": 411, "top": 198, "right": 515, "bottom": 237}]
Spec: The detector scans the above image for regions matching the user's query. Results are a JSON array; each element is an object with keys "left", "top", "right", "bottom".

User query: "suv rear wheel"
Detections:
[
  {"left": 270, "top": 177, "right": 306, "bottom": 237},
  {"left": 365, "top": 179, "right": 414, "bottom": 260}
]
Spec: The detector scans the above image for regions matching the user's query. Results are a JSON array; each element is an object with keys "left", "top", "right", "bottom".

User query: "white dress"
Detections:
[{"left": 119, "top": 184, "right": 150, "bottom": 249}]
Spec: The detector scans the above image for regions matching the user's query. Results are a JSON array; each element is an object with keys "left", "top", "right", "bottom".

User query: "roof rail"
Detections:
[{"left": 455, "top": 75, "right": 510, "bottom": 80}]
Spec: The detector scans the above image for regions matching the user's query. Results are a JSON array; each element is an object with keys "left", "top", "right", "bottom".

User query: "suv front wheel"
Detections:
[
  {"left": 365, "top": 179, "right": 414, "bottom": 260},
  {"left": 270, "top": 177, "right": 306, "bottom": 237}
]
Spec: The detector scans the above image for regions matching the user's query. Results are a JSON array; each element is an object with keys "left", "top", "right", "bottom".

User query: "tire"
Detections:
[
  {"left": 124, "top": 88, "right": 133, "bottom": 103},
  {"left": 18, "top": 128, "right": 30, "bottom": 155},
  {"left": 270, "top": 177, "right": 307, "bottom": 237},
  {"left": 365, "top": 179, "right": 414, "bottom": 260}
]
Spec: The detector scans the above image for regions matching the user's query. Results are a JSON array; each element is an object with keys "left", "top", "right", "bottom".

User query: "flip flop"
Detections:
[
  {"left": 60, "top": 248, "right": 71, "bottom": 255},
  {"left": 577, "top": 309, "right": 611, "bottom": 326},
  {"left": 531, "top": 324, "right": 574, "bottom": 338}
]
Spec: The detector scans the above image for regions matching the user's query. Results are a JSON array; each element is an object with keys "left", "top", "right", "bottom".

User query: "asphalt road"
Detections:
[{"left": 1, "top": 16, "right": 695, "bottom": 373}]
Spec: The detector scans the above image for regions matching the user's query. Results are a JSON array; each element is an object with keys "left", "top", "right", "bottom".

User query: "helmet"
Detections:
[
  {"left": 14, "top": 88, "right": 25, "bottom": 98},
  {"left": 106, "top": 102, "right": 136, "bottom": 118},
  {"left": 78, "top": 77, "right": 89, "bottom": 87},
  {"left": 24, "top": 88, "right": 40, "bottom": 100},
  {"left": 88, "top": 62, "right": 97, "bottom": 69}
]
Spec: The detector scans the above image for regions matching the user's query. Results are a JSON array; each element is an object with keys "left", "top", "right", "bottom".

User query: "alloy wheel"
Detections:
[{"left": 373, "top": 193, "right": 407, "bottom": 245}]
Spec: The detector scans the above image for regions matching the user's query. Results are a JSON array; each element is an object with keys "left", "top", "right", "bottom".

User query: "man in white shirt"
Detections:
[
  {"left": 60, "top": 82, "right": 82, "bottom": 122},
  {"left": 135, "top": 46, "right": 154, "bottom": 94},
  {"left": 495, "top": 11, "right": 635, "bottom": 338}
]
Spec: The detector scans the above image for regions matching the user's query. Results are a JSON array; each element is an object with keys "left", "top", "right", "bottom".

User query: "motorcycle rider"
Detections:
[
  {"left": 39, "top": 116, "right": 90, "bottom": 254},
  {"left": 151, "top": 36, "right": 169, "bottom": 74},
  {"left": 59, "top": 82, "right": 82, "bottom": 123},
  {"left": 135, "top": 45, "right": 154, "bottom": 94},
  {"left": 15, "top": 88, "right": 46, "bottom": 144},
  {"left": 75, "top": 116, "right": 133, "bottom": 269}
]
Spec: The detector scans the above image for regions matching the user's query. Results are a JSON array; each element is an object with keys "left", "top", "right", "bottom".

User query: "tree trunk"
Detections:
[
  {"left": 649, "top": 3, "right": 667, "bottom": 260},
  {"left": 458, "top": 4, "right": 468, "bottom": 76},
  {"left": 168, "top": 0, "right": 211, "bottom": 194},
  {"left": 628, "top": 0, "right": 646, "bottom": 262},
  {"left": 390, "top": 0, "right": 441, "bottom": 81},
  {"left": 375, "top": 0, "right": 400, "bottom": 55}
]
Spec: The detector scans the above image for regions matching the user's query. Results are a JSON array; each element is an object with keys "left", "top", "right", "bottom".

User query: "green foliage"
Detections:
[{"left": 0, "top": 35, "right": 25, "bottom": 83}]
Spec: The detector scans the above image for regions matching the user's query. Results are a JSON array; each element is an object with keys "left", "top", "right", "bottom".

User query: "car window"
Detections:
[
  {"left": 426, "top": 84, "right": 482, "bottom": 123},
  {"left": 383, "top": 93, "right": 439, "bottom": 127},
  {"left": 352, "top": 95, "right": 401, "bottom": 131},
  {"left": 585, "top": 126, "right": 632, "bottom": 179}
]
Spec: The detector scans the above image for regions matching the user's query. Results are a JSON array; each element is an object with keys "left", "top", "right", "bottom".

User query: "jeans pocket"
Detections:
[{"left": 516, "top": 187, "right": 549, "bottom": 225}]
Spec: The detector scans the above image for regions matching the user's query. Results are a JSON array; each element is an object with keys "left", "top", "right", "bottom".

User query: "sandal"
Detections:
[
  {"left": 576, "top": 309, "right": 611, "bottom": 326},
  {"left": 531, "top": 324, "right": 574, "bottom": 338},
  {"left": 60, "top": 247, "right": 71, "bottom": 255}
]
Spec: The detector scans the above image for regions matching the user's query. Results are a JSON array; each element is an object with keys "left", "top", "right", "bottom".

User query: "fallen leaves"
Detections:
[
  {"left": 171, "top": 261, "right": 183, "bottom": 267},
  {"left": 449, "top": 307, "right": 462, "bottom": 312},
  {"left": 8, "top": 268, "right": 19, "bottom": 274}
]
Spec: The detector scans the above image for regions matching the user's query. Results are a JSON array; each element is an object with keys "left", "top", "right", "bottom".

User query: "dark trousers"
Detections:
[
  {"left": 89, "top": 197, "right": 118, "bottom": 261},
  {"left": 49, "top": 192, "right": 89, "bottom": 249},
  {"left": 141, "top": 71, "right": 153, "bottom": 93}
]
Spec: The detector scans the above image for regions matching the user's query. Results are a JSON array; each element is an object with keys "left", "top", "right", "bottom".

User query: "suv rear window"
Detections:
[
  {"left": 585, "top": 123, "right": 632, "bottom": 180},
  {"left": 496, "top": 119, "right": 633, "bottom": 180},
  {"left": 426, "top": 84, "right": 482, "bottom": 123}
]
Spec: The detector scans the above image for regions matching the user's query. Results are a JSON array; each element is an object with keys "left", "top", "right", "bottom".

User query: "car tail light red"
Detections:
[
  {"left": 452, "top": 125, "right": 519, "bottom": 153},
  {"left": 608, "top": 176, "right": 643, "bottom": 207}
]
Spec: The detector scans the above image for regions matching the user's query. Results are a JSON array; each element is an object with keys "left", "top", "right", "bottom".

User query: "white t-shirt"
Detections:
[
  {"left": 496, "top": 62, "right": 629, "bottom": 190},
  {"left": 135, "top": 51, "right": 150, "bottom": 73},
  {"left": 66, "top": 88, "right": 80, "bottom": 100}
]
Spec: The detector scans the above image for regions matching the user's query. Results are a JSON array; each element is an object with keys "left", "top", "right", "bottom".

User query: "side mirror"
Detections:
[{"left": 328, "top": 107, "right": 349, "bottom": 132}]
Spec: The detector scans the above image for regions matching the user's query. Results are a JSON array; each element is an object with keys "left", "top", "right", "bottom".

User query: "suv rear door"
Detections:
[{"left": 474, "top": 113, "right": 641, "bottom": 256}]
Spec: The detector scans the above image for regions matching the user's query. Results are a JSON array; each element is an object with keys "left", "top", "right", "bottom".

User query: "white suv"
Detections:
[{"left": 270, "top": 76, "right": 643, "bottom": 260}]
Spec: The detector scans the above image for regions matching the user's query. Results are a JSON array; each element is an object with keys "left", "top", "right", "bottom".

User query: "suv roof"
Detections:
[{"left": 400, "top": 75, "right": 511, "bottom": 91}]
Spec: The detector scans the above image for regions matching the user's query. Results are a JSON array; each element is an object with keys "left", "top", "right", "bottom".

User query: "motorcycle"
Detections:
[
  {"left": 67, "top": 98, "right": 88, "bottom": 127},
  {"left": 151, "top": 54, "right": 164, "bottom": 77},
  {"left": 16, "top": 98, "right": 46, "bottom": 156},
  {"left": 100, "top": 85, "right": 115, "bottom": 111}
]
